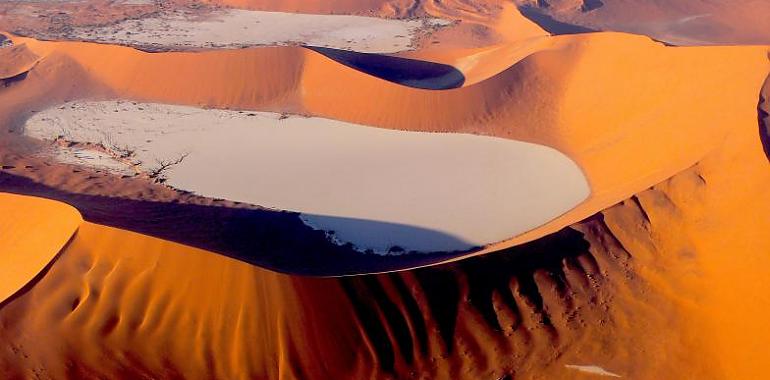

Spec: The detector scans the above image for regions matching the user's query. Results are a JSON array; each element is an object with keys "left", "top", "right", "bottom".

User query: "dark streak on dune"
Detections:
[
  {"left": 307, "top": 46, "right": 465, "bottom": 90},
  {"left": 0, "top": 172, "right": 473, "bottom": 276},
  {"left": 0, "top": 204, "right": 624, "bottom": 379},
  {"left": 337, "top": 226, "right": 605, "bottom": 377}
]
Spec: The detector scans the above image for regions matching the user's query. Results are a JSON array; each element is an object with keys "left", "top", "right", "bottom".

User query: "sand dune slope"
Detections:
[
  {"left": 4, "top": 77, "right": 770, "bottom": 375},
  {"left": 0, "top": 6, "right": 769, "bottom": 377},
  {"left": 587, "top": 72, "right": 770, "bottom": 379},
  {"left": 279, "top": 33, "right": 770, "bottom": 257},
  {"left": 0, "top": 43, "right": 39, "bottom": 80},
  {"left": 4, "top": 131, "right": 770, "bottom": 380},
  {"left": 4, "top": 31, "right": 768, "bottom": 270},
  {"left": 516, "top": 0, "right": 770, "bottom": 45},
  {"left": 0, "top": 222, "right": 381, "bottom": 379},
  {"left": 0, "top": 193, "right": 81, "bottom": 304}
]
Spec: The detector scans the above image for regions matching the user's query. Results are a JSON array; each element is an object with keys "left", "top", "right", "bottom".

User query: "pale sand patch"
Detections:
[
  {"left": 60, "top": 9, "right": 450, "bottom": 53},
  {"left": 24, "top": 101, "right": 590, "bottom": 253},
  {"left": 47, "top": 145, "right": 136, "bottom": 176},
  {"left": 565, "top": 365, "right": 622, "bottom": 377}
]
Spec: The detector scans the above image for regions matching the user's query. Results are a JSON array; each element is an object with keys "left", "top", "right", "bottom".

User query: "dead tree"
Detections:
[{"left": 148, "top": 152, "right": 189, "bottom": 183}]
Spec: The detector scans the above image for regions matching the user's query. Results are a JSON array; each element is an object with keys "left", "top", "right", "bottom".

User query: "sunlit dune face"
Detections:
[
  {"left": 23, "top": 101, "right": 590, "bottom": 254},
  {"left": 0, "top": 193, "right": 81, "bottom": 303}
]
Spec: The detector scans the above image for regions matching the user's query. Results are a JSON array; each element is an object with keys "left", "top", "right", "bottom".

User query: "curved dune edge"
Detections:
[
  {"left": 0, "top": 193, "right": 82, "bottom": 303},
  {"left": 1, "top": 28, "right": 768, "bottom": 271},
  {"left": 23, "top": 100, "right": 590, "bottom": 254},
  {"left": 3, "top": 107, "right": 770, "bottom": 379},
  {"left": 396, "top": 2, "right": 554, "bottom": 85},
  {"left": 0, "top": 42, "right": 40, "bottom": 80}
]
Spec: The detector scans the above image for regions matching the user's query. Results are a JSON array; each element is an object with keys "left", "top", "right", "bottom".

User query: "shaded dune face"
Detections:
[
  {"left": 0, "top": 172, "right": 463, "bottom": 276},
  {"left": 307, "top": 47, "right": 466, "bottom": 89},
  {"left": 759, "top": 75, "right": 770, "bottom": 160},
  {"left": 515, "top": 6, "right": 596, "bottom": 35},
  {"left": 2, "top": 180, "right": 763, "bottom": 378},
  {"left": 0, "top": 219, "right": 696, "bottom": 379}
]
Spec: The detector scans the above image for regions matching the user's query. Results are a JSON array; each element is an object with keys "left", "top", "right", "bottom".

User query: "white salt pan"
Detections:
[{"left": 25, "top": 101, "right": 590, "bottom": 253}]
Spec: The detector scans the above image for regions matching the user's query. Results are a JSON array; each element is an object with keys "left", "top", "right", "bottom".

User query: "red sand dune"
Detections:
[
  {"left": 4, "top": 117, "right": 770, "bottom": 377},
  {"left": 0, "top": 2, "right": 769, "bottom": 378},
  {"left": 4, "top": 31, "right": 767, "bottom": 270},
  {"left": 0, "top": 193, "right": 80, "bottom": 304},
  {"left": 0, "top": 42, "right": 39, "bottom": 80}
]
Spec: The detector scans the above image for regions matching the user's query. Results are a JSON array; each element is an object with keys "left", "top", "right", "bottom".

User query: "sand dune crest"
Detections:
[{"left": 0, "top": 193, "right": 81, "bottom": 303}]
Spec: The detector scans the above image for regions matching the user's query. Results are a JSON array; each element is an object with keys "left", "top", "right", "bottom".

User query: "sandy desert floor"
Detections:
[{"left": 1, "top": 0, "right": 770, "bottom": 379}]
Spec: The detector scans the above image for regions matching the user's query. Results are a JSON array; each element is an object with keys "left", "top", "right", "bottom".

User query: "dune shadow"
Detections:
[
  {"left": 581, "top": 0, "right": 604, "bottom": 12},
  {"left": 759, "top": 75, "right": 770, "bottom": 161},
  {"left": 300, "top": 214, "right": 477, "bottom": 254},
  {"left": 338, "top": 226, "right": 594, "bottom": 368},
  {"left": 0, "top": 172, "right": 477, "bottom": 276},
  {"left": 517, "top": 6, "right": 597, "bottom": 35},
  {"left": 306, "top": 46, "right": 465, "bottom": 90},
  {"left": 1, "top": 71, "right": 29, "bottom": 88},
  {"left": 0, "top": 229, "right": 75, "bottom": 308}
]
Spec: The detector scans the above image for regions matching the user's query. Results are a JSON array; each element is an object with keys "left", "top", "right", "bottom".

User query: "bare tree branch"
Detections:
[{"left": 148, "top": 152, "right": 189, "bottom": 183}]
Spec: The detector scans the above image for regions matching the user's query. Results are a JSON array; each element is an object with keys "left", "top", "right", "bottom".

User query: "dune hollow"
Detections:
[{"left": 23, "top": 100, "right": 590, "bottom": 254}]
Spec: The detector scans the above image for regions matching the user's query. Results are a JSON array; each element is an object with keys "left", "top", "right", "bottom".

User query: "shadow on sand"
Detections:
[
  {"left": 307, "top": 46, "right": 465, "bottom": 90},
  {"left": 1, "top": 71, "right": 29, "bottom": 88},
  {"left": 758, "top": 74, "right": 770, "bottom": 161},
  {"left": 339, "top": 225, "right": 595, "bottom": 369},
  {"left": 0, "top": 172, "right": 477, "bottom": 276},
  {"left": 517, "top": 6, "right": 597, "bottom": 35}
]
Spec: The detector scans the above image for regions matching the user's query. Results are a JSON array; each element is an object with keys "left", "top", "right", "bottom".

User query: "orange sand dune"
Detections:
[
  {"left": 3, "top": 30, "right": 768, "bottom": 271},
  {"left": 0, "top": 43, "right": 39, "bottom": 80},
  {"left": 396, "top": 2, "right": 552, "bottom": 82},
  {"left": 4, "top": 110, "right": 770, "bottom": 379},
  {"left": 0, "top": 193, "right": 81, "bottom": 304},
  {"left": 0, "top": 219, "right": 660, "bottom": 379},
  {"left": 2, "top": 75, "right": 769, "bottom": 375},
  {"left": 516, "top": 0, "right": 770, "bottom": 45},
  {"left": 0, "top": 3, "right": 769, "bottom": 378}
]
